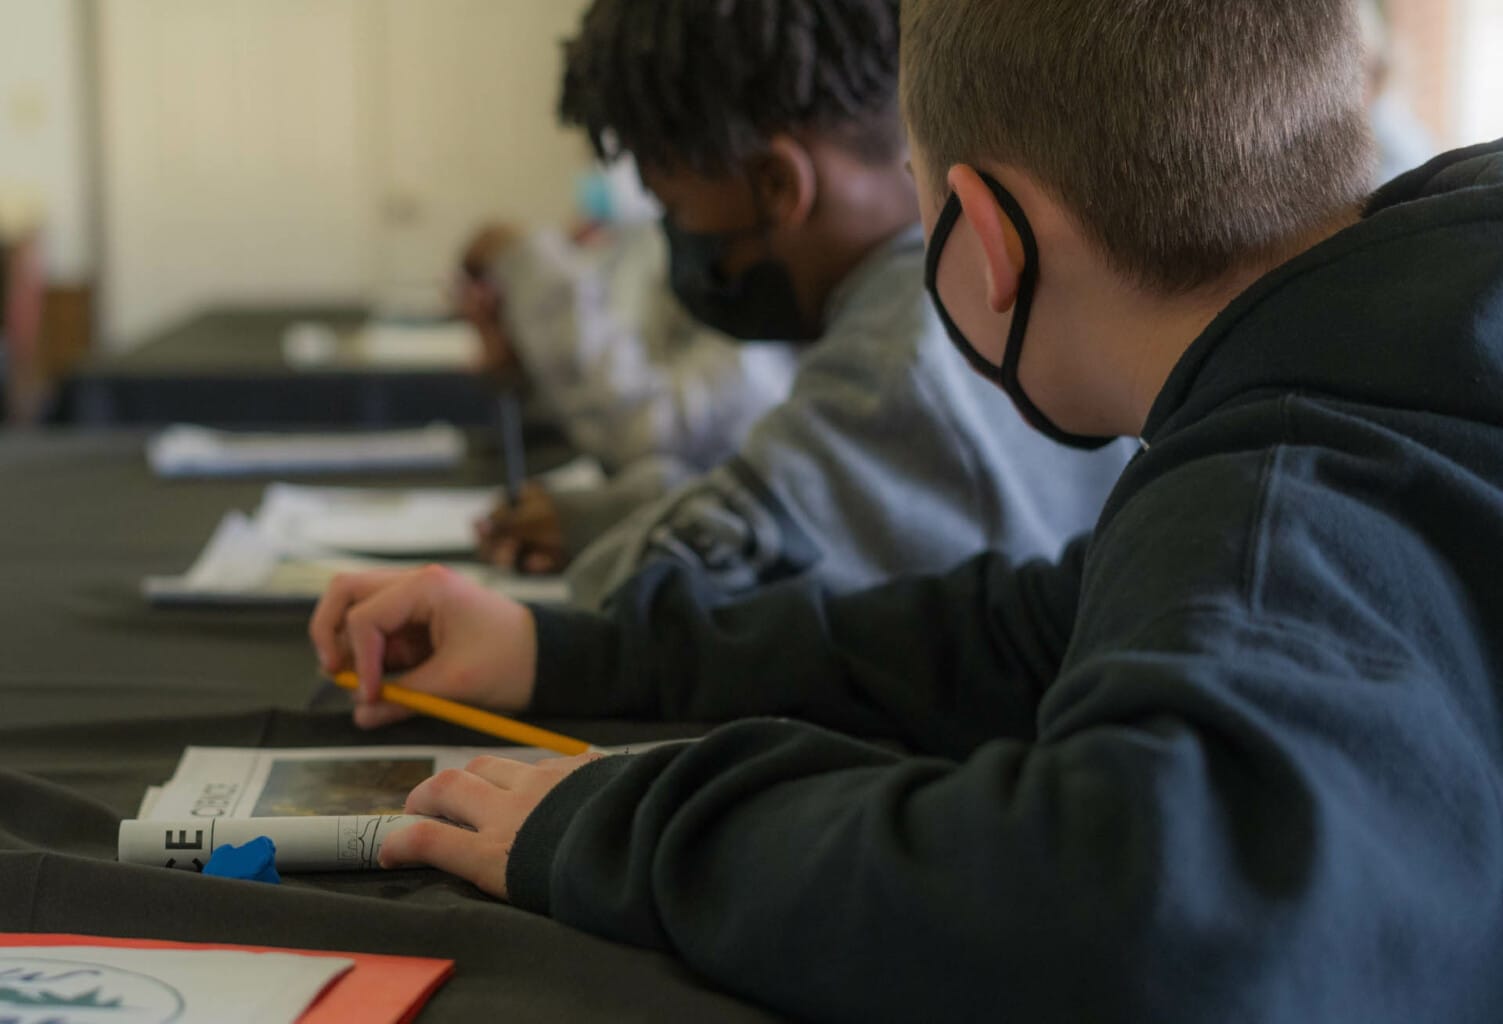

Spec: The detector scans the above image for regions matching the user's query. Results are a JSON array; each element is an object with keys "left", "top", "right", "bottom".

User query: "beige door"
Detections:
[{"left": 97, "top": 0, "right": 591, "bottom": 346}]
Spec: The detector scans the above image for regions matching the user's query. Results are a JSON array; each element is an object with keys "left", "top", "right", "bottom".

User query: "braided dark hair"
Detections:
[{"left": 559, "top": 0, "right": 903, "bottom": 174}]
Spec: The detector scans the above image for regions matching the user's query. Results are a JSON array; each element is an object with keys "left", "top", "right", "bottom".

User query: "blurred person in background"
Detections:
[{"left": 458, "top": 155, "right": 800, "bottom": 571}]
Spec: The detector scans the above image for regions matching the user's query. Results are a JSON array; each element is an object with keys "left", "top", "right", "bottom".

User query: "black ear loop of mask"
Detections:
[{"left": 924, "top": 171, "right": 1115, "bottom": 451}]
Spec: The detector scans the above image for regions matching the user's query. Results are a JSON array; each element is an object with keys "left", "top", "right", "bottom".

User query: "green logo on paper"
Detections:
[
  {"left": 0, "top": 987, "right": 121, "bottom": 1007},
  {"left": 0, "top": 959, "right": 184, "bottom": 1023}
]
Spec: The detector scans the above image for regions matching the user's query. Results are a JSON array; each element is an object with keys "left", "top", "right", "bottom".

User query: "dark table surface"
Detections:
[
  {"left": 0, "top": 428, "right": 536, "bottom": 725},
  {"left": 0, "top": 429, "right": 780, "bottom": 1022},
  {"left": 61, "top": 307, "right": 506, "bottom": 428}
]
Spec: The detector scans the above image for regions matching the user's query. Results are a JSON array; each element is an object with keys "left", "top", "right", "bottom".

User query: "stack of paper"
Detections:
[
  {"left": 255, "top": 485, "right": 499, "bottom": 556},
  {"left": 147, "top": 424, "right": 468, "bottom": 478},
  {"left": 142, "top": 513, "right": 571, "bottom": 607},
  {"left": 144, "top": 456, "right": 604, "bottom": 606}
]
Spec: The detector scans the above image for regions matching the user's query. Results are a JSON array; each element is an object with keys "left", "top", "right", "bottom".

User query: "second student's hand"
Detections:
[
  {"left": 475, "top": 483, "right": 566, "bottom": 575},
  {"left": 309, "top": 566, "right": 538, "bottom": 730}
]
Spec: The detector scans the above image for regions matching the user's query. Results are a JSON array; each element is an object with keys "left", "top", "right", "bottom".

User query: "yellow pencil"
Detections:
[{"left": 331, "top": 671, "right": 591, "bottom": 756}]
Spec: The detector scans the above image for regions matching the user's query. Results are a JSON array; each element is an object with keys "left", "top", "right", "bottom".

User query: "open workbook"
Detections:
[
  {"left": 120, "top": 745, "right": 548, "bottom": 872},
  {"left": 119, "top": 742, "right": 679, "bottom": 873}
]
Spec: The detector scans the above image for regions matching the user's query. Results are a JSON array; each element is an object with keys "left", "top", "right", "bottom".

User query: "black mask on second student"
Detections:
[
  {"left": 924, "top": 172, "right": 1115, "bottom": 451},
  {"left": 663, "top": 218, "right": 820, "bottom": 343}
]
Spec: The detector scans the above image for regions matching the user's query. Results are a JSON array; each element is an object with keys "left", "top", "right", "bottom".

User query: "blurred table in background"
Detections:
[{"left": 59, "top": 306, "right": 510, "bottom": 428}]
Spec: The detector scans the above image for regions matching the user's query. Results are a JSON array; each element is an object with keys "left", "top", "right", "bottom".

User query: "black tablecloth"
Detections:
[
  {"left": 0, "top": 430, "right": 781, "bottom": 1022},
  {"left": 0, "top": 430, "right": 535, "bottom": 725},
  {"left": 62, "top": 308, "right": 504, "bottom": 428}
]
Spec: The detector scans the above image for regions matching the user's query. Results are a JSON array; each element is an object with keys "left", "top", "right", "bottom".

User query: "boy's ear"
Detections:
[
  {"left": 948, "top": 165, "right": 1024, "bottom": 314},
  {"left": 751, "top": 135, "right": 818, "bottom": 230}
]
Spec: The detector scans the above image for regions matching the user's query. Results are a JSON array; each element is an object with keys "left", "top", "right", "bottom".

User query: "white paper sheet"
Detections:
[
  {"left": 142, "top": 512, "right": 571, "bottom": 607},
  {"left": 0, "top": 946, "right": 352, "bottom": 1024},
  {"left": 147, "top": 424, "right": 467, "bottom": 478},
  {"left": 255, "top": 485, "right": 496, "bottom": 555},
  {"left": 251, "top": 456, "right": 604, "bottom": 556},
  {"left": 280, "top": 320, "right": 480, "bottom": 371},
  {"left": 350, "top": 322, "right": 481, "bottom": 369}
]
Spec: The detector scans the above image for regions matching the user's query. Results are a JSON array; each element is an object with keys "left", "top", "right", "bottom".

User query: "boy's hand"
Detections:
[
  {"left": 455, "top": 223, "right": 523, "bottom": 382},
  {"left": 459, "top": 222, "right": 520, "bottom": 280},
  {"left": 455, "top": 278, "right": 521, "bottom": 381},
  {"left": 475, "top": 483, "right": 567, "bottom": 575},
  {"left": 379, "top": 752, "right": 605, "bottom": 899},
  {"left": 309, "top": 566, "right": 538, "bottom": 729}
]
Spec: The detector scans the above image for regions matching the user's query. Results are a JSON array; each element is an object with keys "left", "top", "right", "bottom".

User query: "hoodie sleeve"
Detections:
[
  {"left": 548, "top": 455, "right": 697, "bottom": 558},
  {"left": 562, "top": 324, "right": 1004, "bottom": 611},
  {"left": 511, "top": 585, "right": 1479, "bottom": 1023},
  {"left": 513, "top": 416, "right": 1503, "bottom": 1022},
  {"left": 536, "top": 540, "right": 1086, "bottom": 758}
]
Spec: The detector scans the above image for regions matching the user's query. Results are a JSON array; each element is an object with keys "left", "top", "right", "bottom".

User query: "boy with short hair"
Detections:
[
  {"left": 313, "top": 0, "right": 1503, "bottom": 1019},
  {"left": 479, "top": 0, "right": 1132, "bottom": 604}
]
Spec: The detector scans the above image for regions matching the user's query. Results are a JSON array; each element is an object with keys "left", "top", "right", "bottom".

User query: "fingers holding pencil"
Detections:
[{"left": 309, "top": 565, "right": 541, "bottom": 727}]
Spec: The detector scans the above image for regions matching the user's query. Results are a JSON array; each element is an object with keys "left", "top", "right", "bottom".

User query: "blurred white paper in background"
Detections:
[
  {"left": 147, "top": 424, "right": 468, "bottom": 478},
  {"left": 279, "top": 320, "right": 482, "bottom": 371},
  {"left": 350, "top": 321, "right": 480, "bottom": 369},
  {"left": 142, "top": 512, "right": 571, "bottom": 607},
  {"left": 253, "top": 456, "right": 603, "bottom": 555}
]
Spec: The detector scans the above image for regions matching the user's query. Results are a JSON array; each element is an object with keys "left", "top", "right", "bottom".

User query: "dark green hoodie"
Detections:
[{"left": 509, "top": 142, "right": 1503, "bottom": 1023}]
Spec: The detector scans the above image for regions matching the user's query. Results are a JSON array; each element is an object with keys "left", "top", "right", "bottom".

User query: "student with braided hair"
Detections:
[{"left": 480, "top": 0, "right": 1133, "bottom": 604}]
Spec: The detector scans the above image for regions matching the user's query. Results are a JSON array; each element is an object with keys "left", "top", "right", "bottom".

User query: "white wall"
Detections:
[
  {"left": 98, "top": 0, "right": 374, "bottom": 345},
  {"left": 1458, "top": 0, "right": 1503, "bottom": 146},
  {"left": 98, "top": 0, "right": 593, "bottom": 347},
  {"left": 0, "top": 0, "right": 92, "bottom": 282},
  {"left": 370, "top": 0, "right": 595, "bottom": 293}
]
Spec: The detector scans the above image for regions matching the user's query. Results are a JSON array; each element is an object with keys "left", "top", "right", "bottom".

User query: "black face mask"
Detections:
[
  {"left": 663, "top": 217, "right": 820, "bottom": 343},
  {"left": 924, "top": 172, "right": 1115, "bottom": 451}
]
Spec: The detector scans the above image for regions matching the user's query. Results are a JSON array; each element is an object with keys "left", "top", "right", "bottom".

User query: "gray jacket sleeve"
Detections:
[
  {"left": 550, "top": 455, "right": 697, "bottom": 558},
  {"left": 564, "top": 326, "right": 999, "bottom": 610},
  {"left": 494, "top": 226, "right": 797, "bottom": 474}
]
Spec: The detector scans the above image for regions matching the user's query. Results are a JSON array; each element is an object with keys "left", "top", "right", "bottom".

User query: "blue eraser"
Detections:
[{"left": 203, "top": 836, "right": 282, "bottom": 884}]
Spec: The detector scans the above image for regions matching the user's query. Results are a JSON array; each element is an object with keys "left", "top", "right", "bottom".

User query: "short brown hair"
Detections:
[{"left": 901, "top": 0, "right": 1375, "bottom": 292}]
